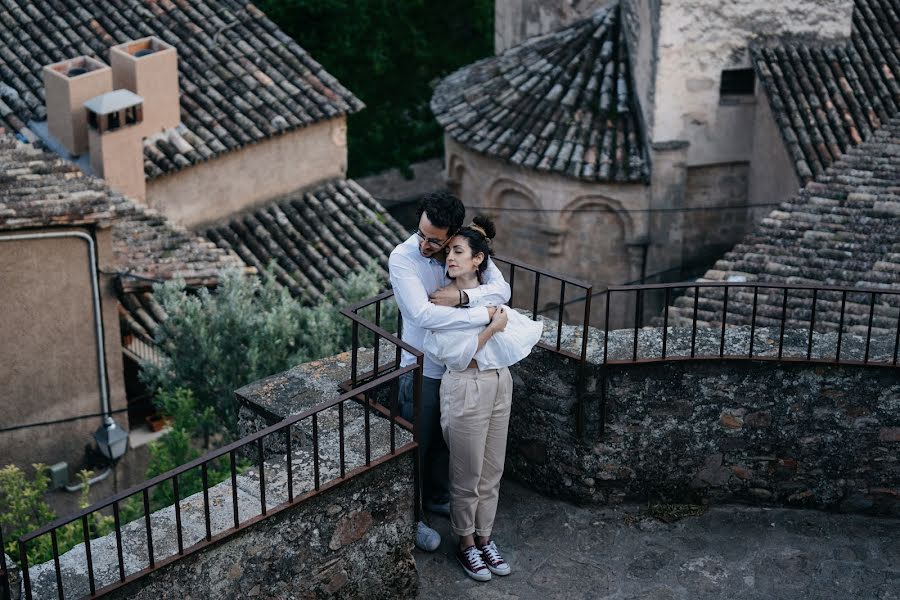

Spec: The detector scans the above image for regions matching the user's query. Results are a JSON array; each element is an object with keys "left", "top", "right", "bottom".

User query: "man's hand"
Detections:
[
  {"left": 486, "top": 306, "right": 497, "bottom": 319},
  {"left": 430, "top": 285, "right": 462, "bottom": 307}
]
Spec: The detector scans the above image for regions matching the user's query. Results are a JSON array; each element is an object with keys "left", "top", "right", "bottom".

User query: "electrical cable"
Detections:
[{"left": 0, "top": 407, "right": 129, "bottom": 434}]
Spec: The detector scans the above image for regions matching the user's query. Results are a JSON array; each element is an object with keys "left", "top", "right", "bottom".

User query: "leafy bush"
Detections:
[
  {"left": 141, "top": 389, "right": 241, "bottom": 510},
  {"left": 0, "top": 466, "right": 114, "bottom": 566},
  {"left": 254, "top": 0, "right": 494, "bottom": 176},
  {"left": 140, "top": 264, "right": 389, "bottom": 434}
]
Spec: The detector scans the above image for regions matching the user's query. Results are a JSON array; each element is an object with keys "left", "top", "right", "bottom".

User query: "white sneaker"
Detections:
[{"left": 415, "top": 521, "right": 441, "bottom": 552}]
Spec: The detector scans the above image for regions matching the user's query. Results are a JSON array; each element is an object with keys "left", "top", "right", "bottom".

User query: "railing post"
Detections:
[
  {"left": 0, "top": 528, "right": 9, "bottom": 600},
  {"left": 577, "top": 286, "right": 593, "bottom": 437},
  {"left": 413, "top": 357, "right": 424, "bottom": 523}
]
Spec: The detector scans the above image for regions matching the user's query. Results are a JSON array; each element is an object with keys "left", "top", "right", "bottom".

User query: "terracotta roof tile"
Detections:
[
  {"left": 753, "top": 0, "right": 900, "bottom": 185},
  {"left": 0, "top": 0, "right": 363, "bottom": 179},
  {"left": 670, "top": 116, "right": 900, "bottom": 333},
  {"left": 0, "top": 135, "right": 249, "bottom": 289},
  {"left": 205, "top": 178, "right": 409, "bottom": 304},
  {"left": 431, "top": 1, "right": 649, "bottom": 183}
]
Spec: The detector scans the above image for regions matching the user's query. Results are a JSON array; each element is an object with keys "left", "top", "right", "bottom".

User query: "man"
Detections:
[{"left": 389, "top": 190, "right": 510, "bottom": 551}]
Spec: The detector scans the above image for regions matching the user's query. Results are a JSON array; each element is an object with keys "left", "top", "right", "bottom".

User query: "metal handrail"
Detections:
[{"left": 601, "top": 281, "right": 900, "bottom": 368}]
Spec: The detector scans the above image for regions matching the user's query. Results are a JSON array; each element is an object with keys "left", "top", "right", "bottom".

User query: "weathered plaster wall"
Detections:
[
  {"left": 446, "top": 137, "right": 652, "bottom": 327},
  {"left": 0, "top": 226, "right": 127, "bottom": 471},
  {"left": 746, "top": 87, "right": 801, "bottom": 220},
  {"left": 681, "top": 162, "right": 750, "bottom": 276},
  {"left": 145, "top": 117, "right": 348, "bottom": 228},
  {"left": 508, "top": 322, "right": 900, "bottom": 516},
  {"left": 494, "top": 0, "right": 608, "bottom": 53},
  {"left": 652, "top": 0, "right": 854, "bottom": 166}
]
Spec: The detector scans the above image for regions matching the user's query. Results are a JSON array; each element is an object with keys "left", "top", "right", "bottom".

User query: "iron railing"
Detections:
[
  {"left": 9, "top": 313, "right": 422, "bottom": 599},
  {"left": 602, "top": 282, "right": 900, "bottom": 367}
]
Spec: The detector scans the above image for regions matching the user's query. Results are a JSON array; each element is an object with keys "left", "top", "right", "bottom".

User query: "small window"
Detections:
[
  {"left": 125, "top": 105, "right": 139, "bottom": 125},
  {"left": 87, "top": 110, "right": 98, "bottom": 130},
  {"left": 107, "top": 111, "right": 121, "bottom": 131},
  {"left": 720, "top": 68, "right": 755, "bottom": 96}
]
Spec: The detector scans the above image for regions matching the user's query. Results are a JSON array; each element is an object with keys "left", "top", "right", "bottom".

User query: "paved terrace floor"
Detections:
[{"left": 416, "top": 480, "right": 899, "bottom": 600}]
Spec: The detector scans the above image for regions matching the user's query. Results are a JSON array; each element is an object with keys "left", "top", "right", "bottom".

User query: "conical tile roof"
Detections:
[{"left": 431, "top": 2, "right": 649, "bottom": 183}]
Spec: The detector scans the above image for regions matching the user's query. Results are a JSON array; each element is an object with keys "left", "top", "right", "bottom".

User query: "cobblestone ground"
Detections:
[{"left": 416, "top": 481, "right": 900, "bottom": 600}]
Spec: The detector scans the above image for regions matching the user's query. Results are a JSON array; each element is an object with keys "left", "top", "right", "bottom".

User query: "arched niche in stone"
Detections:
[
  {"left": 481, "top": 178, "right": 547, "bottom": 313},
  {"left": 447, "top": 153, "right": 466, "bottom": 197},
  {"left": 558, "top": 195, "right": 634, "bottom": 328}
]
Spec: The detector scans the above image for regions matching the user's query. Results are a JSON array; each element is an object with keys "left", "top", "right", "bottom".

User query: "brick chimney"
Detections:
[
  {"left": 110, "top": 37, "right": 180, "bottom": 134},
  {"left": 42, "top": 56, "right": 112, "bottom": 156},
  {"left": 85, "top": 90, "right": 146, "bottom": 201}
]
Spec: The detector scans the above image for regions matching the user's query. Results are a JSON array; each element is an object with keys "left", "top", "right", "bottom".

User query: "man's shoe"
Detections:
[
  {"left": 456, "top": 545, "right": 491, "bottom": 582},
  {"left": 479, "top": 540, "right": 511, "bottom": 576},
  {"left": 415, "top": 521, "right": 441, "bottom": 552},
  {"left": 424, "top": 498, "right": 451, "bottom": 516}
]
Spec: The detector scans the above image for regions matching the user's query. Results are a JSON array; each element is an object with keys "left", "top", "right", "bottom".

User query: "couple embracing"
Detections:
[{"left": 388, "top": 190, "right": 543, "bottom": 582}]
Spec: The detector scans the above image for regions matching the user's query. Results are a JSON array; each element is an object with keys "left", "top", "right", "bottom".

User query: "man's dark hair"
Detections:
[{"left": 417, "top": 190, "right": 465, "bottom": 234}]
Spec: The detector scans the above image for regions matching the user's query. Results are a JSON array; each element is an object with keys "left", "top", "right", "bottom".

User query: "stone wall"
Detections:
[
  {"left": 494, "top": 0, "right": 608, "bottom": 54},
  {"left": 681, "top": 162, "right": 750, "bottom": 276},
  {"left": 101, "top": 456, "right": 416, "bottom": 600},
  {"left": 651, "top": 0, "right": 854, "bottom": 166},
  {"left": 508, "top": 322, "right": 900, "bottom": 516}
]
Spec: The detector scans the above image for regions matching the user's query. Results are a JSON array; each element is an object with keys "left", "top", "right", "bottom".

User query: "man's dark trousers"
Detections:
[{"left": 398, "top": 372, "right": 450, "bottom": 505}]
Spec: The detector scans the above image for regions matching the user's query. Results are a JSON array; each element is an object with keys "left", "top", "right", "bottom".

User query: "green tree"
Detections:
[
  {"left": 255, "top": 0, "right": 494, "bottom": 176},
  {"left": 140, "top": 264, "right": 389, "bottom": 434}
]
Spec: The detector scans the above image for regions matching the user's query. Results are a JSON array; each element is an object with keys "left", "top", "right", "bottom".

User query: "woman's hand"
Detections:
[{"left": 489, "top": 306, "right": 508, "bottom": 332}]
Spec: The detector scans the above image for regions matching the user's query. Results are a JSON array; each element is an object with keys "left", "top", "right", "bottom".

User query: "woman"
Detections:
[{"left": 423, "top": 216, "right": 543, "bottom": 582}]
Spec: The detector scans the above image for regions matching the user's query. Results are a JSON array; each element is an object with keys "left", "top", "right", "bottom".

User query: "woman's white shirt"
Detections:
[{"left": 423, "top": 305, "right": 544, "bottom": 372}]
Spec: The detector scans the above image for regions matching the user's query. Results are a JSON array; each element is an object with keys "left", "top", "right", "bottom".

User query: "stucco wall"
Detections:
[
  {"left": 446, "top": 137, "right": 651, "bottom": 327},
  {"left": 145, "top": 117, "right": 348, "bottom": 228},
  {"left": 652, "top": 0, "right": 854, "bottom": 166},
  {"left": 0, "top": 226, "right": 127, "bottom": 471},
  {"left": 494, "top": 0, "right": 608, "bottom": 54},
  {"left": 681, "top": 162, "right": 750, "bottom": 276},
  {"left": 746, "top": 86, "right": 801, "bottom": 222}
]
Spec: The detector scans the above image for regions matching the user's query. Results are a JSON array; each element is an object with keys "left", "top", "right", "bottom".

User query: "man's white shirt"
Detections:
[{"left": 389, "top": 234, "right": 511, "bottom": 378}]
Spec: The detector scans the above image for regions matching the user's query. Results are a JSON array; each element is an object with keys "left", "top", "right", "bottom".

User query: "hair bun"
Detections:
[{"left": 472, "top": 215, "right": 496, "bottom": 240}]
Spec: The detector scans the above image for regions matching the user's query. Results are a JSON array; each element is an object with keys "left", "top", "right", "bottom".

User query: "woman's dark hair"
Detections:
[
  {"left": 417, "top": 190, "right": 465, "bottom": 234},
  {"left": 455, "top": 215, "right": 496, "bottom": 283}
]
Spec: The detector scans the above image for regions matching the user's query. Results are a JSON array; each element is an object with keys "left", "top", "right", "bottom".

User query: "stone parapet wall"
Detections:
[
  {"left": 24, "top": 346, "right": 416, "bottom": 600},
  {"left": 508, "top": 322, "right": 899, "bottom": 516}
]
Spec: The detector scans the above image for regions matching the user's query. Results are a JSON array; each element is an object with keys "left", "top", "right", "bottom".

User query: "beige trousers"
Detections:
[{"left": 439, "top": 366, "right": 513, "bottom": 537}]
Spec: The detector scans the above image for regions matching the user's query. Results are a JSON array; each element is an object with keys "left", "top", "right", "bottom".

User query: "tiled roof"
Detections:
[
  {"left": 0, "top": 0, "right": 363, "bottom": 179},
  {"left": 0, "top": 135, "right": 248, "bottom": 290},
  {"left": 752, "top": 0, "right": 900, "bottom": 185},
  {"left": 430, "top": 2, "right": 649, "bottom": 183},
  {"left": 205, "top": 178, "right": 408, "bottom": 303},
  {"left": 669, "top": 115, "right": 900, "bottom": 334}
]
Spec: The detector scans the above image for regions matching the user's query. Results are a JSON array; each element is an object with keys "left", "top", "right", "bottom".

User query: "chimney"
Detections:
[
  {"left": 85, "top": 90, "right": 146, "bottom": 201},
  {"left": 110, "top": 37, "right": 180, "bottom": 134},
  {"left": 42, "top": 56, "right": 112, "bottom": 156}
]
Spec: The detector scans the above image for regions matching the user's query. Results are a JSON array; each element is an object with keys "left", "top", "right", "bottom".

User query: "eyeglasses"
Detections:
[{"left": 414, "top": 229, "right": 448, "bottom": 250}]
